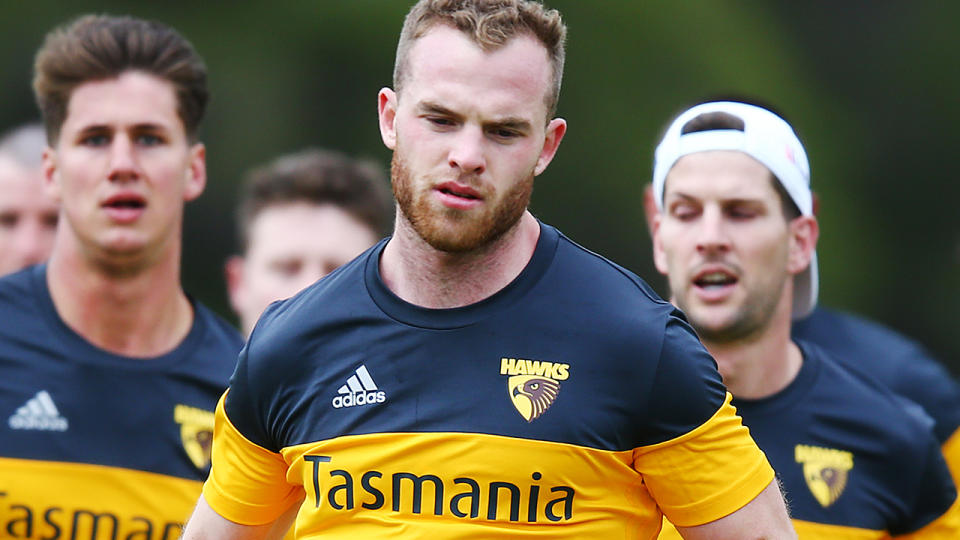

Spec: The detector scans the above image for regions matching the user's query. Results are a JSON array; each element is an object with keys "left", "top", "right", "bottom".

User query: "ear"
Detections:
[
  {"left": 533, "top": 118, "right": 567, "bottom": 176},
  {"left": 651, "top": 212, "right": 670, "bottom": 276},
  {"left": 41, "top": 146, "right": 62, "bottom": 202},
  {"left": 378, "top": 88, "right": 398, "bottom": 150},
  {"left": 183, "top": 143, "right": 207, "bottom": 201},
  {"left": 642, "top": 183, "right": 657, "bottom": 236},
  {"left": 224, "top": 255, "right": 247, "bottom": 315},
  {"left": 787, "top": 215, "right": 819, "bottom": 275}
]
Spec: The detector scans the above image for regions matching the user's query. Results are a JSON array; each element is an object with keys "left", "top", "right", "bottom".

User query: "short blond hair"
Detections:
[{"left": 393, "top": 0, "right": 566, "bottom": 117}]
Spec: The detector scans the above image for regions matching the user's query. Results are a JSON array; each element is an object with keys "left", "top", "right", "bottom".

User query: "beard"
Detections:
[
  {"left": 676, "top": 271, "right": 788, "bottom": 344},
  {"left": 391, "top": 151, "right": 534, "bottom": 253}
]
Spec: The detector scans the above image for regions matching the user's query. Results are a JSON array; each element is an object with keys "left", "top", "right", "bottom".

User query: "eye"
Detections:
[
  {"left": 489, "top": 127, "right": 520, "bottom": 141},
  {"left": 80, "top": 134, "right": 110, "bottom": 147},
  {"left": 42, "top": 213, "right": 59, "bottom": 229},
  {"left": 135, "top": 133, "right": 164, "bottom": 146},
  {"left": 726, "top": 205, "right": 760, "bottom": 220},
  {"left": 0, "top": 212, "right": 18, "bottom": 229},
  {"left": 426, "top": 116, "right": 456, "bottom": 128},
  {"left": 670, "top": 203, "right": 700, "bottom": 221},
  {"left": 270, "top": 259, "right": 303, "bottom": 278}
]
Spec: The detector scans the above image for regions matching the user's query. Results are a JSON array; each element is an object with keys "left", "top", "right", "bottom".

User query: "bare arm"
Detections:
[
  {"left": 180, "top": 495, "right": 296, "bottom": 540},
  {"left": 676, "top": 480, "right": 796, "bottom": 540}
]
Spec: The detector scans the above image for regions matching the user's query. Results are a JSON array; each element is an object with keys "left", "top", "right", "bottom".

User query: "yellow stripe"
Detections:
[{"left": 0, "top": 457, "right": 201, "bottom": 540}]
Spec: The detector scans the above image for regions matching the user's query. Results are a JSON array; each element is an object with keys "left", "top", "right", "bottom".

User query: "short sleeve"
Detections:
[
  {"left": 202, "top": 392, "right": 302, "bottom": 525},
  {"left": 634, "top": 393, "right": 774, "bottom": 527},
  {"left": 632, "top": 315, "right": 774, "bottom": 527}
]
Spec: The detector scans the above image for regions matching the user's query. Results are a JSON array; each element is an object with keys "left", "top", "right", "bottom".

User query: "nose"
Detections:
[
  {"left": 696, "top": 206, "right": 731, "bottom": 256},
  {"left": 448, "top": 126, "right": 486, "bottom": 176},
  {"left": 107, "top": 135, "right": 140, "bottom": 182}
]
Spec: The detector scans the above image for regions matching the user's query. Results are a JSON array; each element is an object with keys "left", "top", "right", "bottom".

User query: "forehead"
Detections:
[
  {"left": 403, "top": 25, "right": 552, "bottom": 119},
  {"left": 61, "top": 71, "right": 182, "bottom": 135},
  {"left": 247, "top": 203, "right": 376, "bottom": 255},
  {"left": 664, "top": 150, "right": 778, "bottom": 202}
]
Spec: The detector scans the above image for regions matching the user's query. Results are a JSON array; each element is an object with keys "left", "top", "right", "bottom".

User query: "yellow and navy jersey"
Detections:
[
  {"left": 0, "top": 264, "right": 244, "bottom": 540},
  {"left": 793, "top": 307, "right": 960, "bottom": 483},
  {"left": 204, "top": 223, "right": 774, "bottom": 538},
  {"left": 659, "top": 340, "right": 958, "bottom": 540}
]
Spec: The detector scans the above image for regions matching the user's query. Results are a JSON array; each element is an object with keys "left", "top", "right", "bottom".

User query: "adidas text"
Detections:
[{"left": 332, "top": 391, "right": 386, "bottom": 409}]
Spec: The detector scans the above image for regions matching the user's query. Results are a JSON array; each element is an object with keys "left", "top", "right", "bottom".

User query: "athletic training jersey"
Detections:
[
  {"left": 204, "top": 223, "right": 774, "bottom": 539},
  {"left": 793, "top": 307, "right": 960, "bottom": 483},
  {"left": 659, "top": 340, "right": 959, "bottom": 539},
  {"left": 0, "top": 264, "right": 244, "bottom": 540}
]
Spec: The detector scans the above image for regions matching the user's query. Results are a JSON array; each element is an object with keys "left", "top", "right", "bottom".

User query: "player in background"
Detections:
[
  {"left": 641, "top": 124, "right": 960, "bottom": 484},
  {"left": 0, "top": 14, "right": 243, "bottom": 539},
  {"left": 0, "top": 122, "right": 58, "bottom": 276},
  {"left": 225, "top": 148, "right": 392, "bottom": 336},
  {"left": 650, "top": 100, "right": 958, "bottom": 538},
  {"left": 182, "top": 1, "right": 794, "bottom": 538}
]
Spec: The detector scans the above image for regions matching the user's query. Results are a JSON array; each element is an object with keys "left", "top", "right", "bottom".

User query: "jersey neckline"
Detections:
[
  {"left": 30, "top": 263, "right": 209, "bottom": 370},
  {"left": 364, "top": 221, "right": 559, "bottom": 330},
  {"left": 732, "top": 340, "right": 821, "bottom": 416}
]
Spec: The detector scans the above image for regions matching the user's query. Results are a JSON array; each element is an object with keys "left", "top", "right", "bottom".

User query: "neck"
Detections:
[
  {"left": 45, "top": 232, "right": 193, "bottom": 358},
  {"left": 380, "top": 211, "right": 540, "bottom": 308},
  {"left": 700, "top": 293, "right": 802, "bottom": 400}
]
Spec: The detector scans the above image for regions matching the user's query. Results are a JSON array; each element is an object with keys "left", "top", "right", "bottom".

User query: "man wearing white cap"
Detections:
[{"left": 651, "top": 100, "right": 959, "bottom": 537}]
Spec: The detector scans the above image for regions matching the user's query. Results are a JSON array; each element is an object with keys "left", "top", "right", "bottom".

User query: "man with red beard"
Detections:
[
  {"left": 183, "top": 2, "right": 793, "bottom": 538},
  {"left": 651, "top": 100, "right": 958, "bottom": 538}
]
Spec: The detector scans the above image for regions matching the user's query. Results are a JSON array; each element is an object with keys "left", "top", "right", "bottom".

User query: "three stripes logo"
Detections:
[
  {"left": 8, "top": 390, "right": 69, "bottom": 431},
  {"left": 332, "top": 365, "right": 386, "bottom": 409}
]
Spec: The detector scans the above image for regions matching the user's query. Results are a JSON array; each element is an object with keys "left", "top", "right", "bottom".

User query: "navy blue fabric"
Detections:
[
  {"left": 0, "top": 264, "right": 243, "bottom": 479},
  {"left": 226, "top": 222, "right": 727, "bottom": 454},
  {"left": 735, "top": 341, "right": 956, "bottom": 534},
  {"left": 793, "top": 307, "right": 960, "bottom": 444}
]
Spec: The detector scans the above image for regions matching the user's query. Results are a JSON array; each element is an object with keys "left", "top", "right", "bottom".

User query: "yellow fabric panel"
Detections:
[
  {"left": 941, "top": 427, "right": 960, "bottom": 487},
  {"left": 0, "top": 456, "right": 201, "bottom": 540},
  {"left": 634, "top": 392, "right": 774, "bottom": 527},
  {"left": 278, "top": 431, "right": 658, "bottom": 538},
  {"left": 659, "top": 517, "right": 886, "bottom": 539},
  {"left": 202, "top": 392, "right": 304, "bottom": 525}
]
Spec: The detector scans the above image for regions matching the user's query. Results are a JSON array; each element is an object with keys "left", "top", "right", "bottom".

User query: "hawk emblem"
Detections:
[
  {"left": 508, "top": 376, "right": 560, "bottom": 422},
  {"left": 795, "top": 444, "right": 853, "bottom": 508},
  {"left": 174, "top": 404, "right": 216, "bottom": 470}
]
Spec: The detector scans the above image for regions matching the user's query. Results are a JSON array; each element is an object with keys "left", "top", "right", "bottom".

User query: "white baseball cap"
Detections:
[{"left": 652, "top": 101, "right": 817, "bottom": 319}]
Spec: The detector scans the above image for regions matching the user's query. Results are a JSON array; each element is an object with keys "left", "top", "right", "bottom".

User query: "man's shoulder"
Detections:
[
  {"left": 805, "top": 344, "right": 939, "bottom": 452},
  {"left": 550, "top": 226, "right": 671, "bottom": 310}
]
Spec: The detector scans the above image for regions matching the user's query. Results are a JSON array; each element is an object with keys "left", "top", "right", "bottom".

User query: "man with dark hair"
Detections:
[
  {"left": 650, "top": 100, "right": 958, "bottom": 537},
  {"left": 0, "top": 122, "right": 58, "bottom": 276},
  {"left": 0, "top": 14, "right": 242, "bottom": 537},
  {"left": 184, "top": 1, "right": 794, "bottom": 538},
  {"left": 225, "top": 148, "right": 393, "bottom": 335}
]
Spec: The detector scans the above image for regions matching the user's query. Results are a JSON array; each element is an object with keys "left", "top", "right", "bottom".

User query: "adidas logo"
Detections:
[
  {"left": 332, "top": 365, "right": 386, "bottom": 409},
  {"left": 8, "top": 390, "right": 69, "bottom": 431}
]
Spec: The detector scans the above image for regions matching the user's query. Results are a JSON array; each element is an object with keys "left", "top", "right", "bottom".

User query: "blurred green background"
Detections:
[{"left": 2, "top": 1, "right": 957, "bottom": 370}]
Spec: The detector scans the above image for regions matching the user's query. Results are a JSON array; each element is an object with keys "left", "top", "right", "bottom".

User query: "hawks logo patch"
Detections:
[
  {"left": 500, "top": 358, "right": 569, "bottom": 422},
  {"left": 174, "top": 404, "right": 215, "bottom": 470},
  {"left": 795, "top": 444, "right": 854, "bottom": 508}
]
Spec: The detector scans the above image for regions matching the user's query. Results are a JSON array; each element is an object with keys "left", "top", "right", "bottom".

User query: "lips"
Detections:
[
  {"left": 101, "top": 192, "right": 147, "bottom": 223},
  {"left": 691, "top": 265, "right": 738, "bottom": 302},
  {"left": 434, "top": 181, "right": 483, "bottom": 209}
]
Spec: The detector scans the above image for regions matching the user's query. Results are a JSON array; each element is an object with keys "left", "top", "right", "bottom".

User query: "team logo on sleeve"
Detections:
[
  {"left": 174, "top": 404, "right": 215, "bottom": 470},
  {"left": 795, "top": 444, "right": 853, "bottom": 507},
  {"left": 500, "top": 358, "right": 569, "bottom": 422}
]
